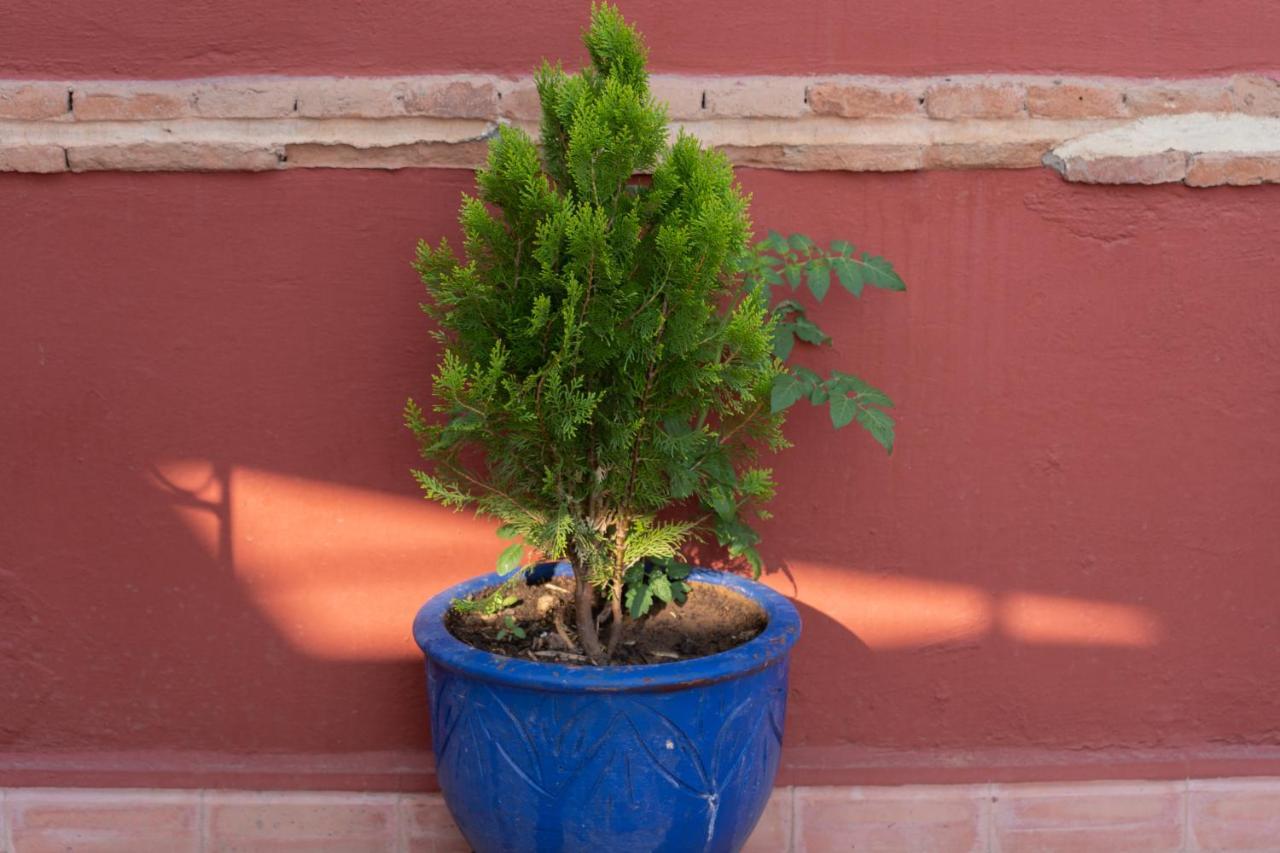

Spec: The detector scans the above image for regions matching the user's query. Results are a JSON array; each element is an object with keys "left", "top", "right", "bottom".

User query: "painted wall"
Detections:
[
  {"left": 3, "top": 167, "right": 1279, "bottom": 788},
  {"left": 2, "top": 0, "right": 1280, "bottom": 78}
]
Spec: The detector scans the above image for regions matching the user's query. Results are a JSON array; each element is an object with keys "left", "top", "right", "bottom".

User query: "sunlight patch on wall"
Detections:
[
  {"left": 781, "top": 560, "right": 993, "bottom": 648},
  {"left": 1000, "top": 591, "right": 1161, "bottom": 647},
  {"left": 152, "top": 461, "right": 1163, "bottom": 660},
  {"left": 152, "top": 459, "right": 500, "bottom": 661},
  {"left": 782, "top": 560, "right": 1162, "bottom": 650}
]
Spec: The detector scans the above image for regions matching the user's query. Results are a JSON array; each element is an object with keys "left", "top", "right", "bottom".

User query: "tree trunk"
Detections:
[
  {"left": 574, "top": 567, "right": 607, "bottom": 664},
  {"left": 605, "top": 570, "right": 624, "bottom": 658}
]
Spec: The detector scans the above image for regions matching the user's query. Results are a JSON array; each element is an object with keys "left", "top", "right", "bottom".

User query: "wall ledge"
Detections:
[
  {"left": 3, "top": 778, "right": 1280, "bottom": 850},
  {"left": 1044, "top": 113, "right": 1280, "bottom": 185},
  {"left": 2, "top": 73, "right": 1279, "bottom": 185}
]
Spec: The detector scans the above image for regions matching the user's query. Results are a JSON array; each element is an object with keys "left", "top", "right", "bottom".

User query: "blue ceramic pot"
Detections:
[{"left": 413, "top": 564, "right": 800, "bottom": 853}]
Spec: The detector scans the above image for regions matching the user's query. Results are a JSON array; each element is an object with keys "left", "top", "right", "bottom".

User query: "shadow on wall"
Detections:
[{"left": 3, "top": 166, "right": 1280, "bottom": 769}]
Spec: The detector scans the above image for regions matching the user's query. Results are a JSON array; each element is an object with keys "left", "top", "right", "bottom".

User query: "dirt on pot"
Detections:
[{"left": 445, "top": 579, "right": 767, "bottom": 666}]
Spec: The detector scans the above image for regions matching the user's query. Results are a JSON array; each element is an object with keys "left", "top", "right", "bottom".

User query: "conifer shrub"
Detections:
[{"left": 405, "top": 5, "right": 904, "bottom": 663}]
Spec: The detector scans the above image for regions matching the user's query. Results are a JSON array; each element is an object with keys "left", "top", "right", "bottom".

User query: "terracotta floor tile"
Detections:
[
  {"left": 992, "top": 781, "right": 1185, "bottom": 852},
  {"left": 205, "top": 791, "right": 398, "bottom": 852},
  {"left": 1188, "top": 778, "right": 1280, "bottom": 851},
  {"left": 743, "top": 788, "right": 794, "bottom": 853},
  {"left": 796, "top": 785, "right": 988, "bottom": 852},
  {"left": 6, "top": 789, "right": 199, "bottom": 853},
  {"left": 400, "top": 793, "right": 471, "bottom": 853}
]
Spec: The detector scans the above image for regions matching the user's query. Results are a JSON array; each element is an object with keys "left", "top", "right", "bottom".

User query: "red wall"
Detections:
[
  {"left": 3, "top": 168, "right": 1280, "bottom": 788},
  {"left": 2, "top": 0, "right": 1280, "bottom": 78}
]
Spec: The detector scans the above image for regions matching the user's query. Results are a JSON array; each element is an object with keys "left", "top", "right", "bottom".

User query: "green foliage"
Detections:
[
  {"left": 406, "top": 6, "right": 904, "bottom": 657},
  {"left": 623, "top": 558, "right": 692, "bottom": 619},
  {"left": 407, "top": 3, "right": 783, "bottom": 597},
  {"left": 451, "top": 577, "right": 521, "bottom": 616},
  {"left": 496, "top": 614, "right": 527, "bottom": 641},
  {"left": 741, "top": 230, "right": 902, "bottom": 454}
]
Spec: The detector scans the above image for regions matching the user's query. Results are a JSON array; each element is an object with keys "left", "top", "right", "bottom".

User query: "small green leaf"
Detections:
[
  {"left": 671, "top": 580, "right": 688, "bottom": 605},
  {"left": 792, "top": 365, "right": 822, "bottom": 387},
  {"left": 833, "top": 257, "right": 864, "bottom": 297},
  {"left": 809, "top": 382, "right": 829, "bottom": 404},
  {"left": 791, "top": 316, "right": 830, "bottom": 345},
  {"left": 770, "top": 372, "right": 807, "bottom": 412},
  {"left": 784, "top": 264, "right": 801, "bottom": 289},
  {"left": 806, "top": 258, "right": 830, "bottom": 301},
  {"left": 829, "top": 393, "right": 858, "bottom": 429},
  {"left": 665, "top": 561, "right": 692, "bottom": 580},
  {"left": 830, "top": 239, "right": 854, "bottom": 256},
  {"left": 495, "top": 524, "right": 519, "bottom": 537},
  {"left": 766, "top": 230, "right": 790, "bottom": 254},
  {"left": 855, "top": 406, "right": 896, "bottom": 453},
  {"left": 830, "top": 371, "right": 894, "bottom": 407},
  {"left": 650, "top": 574, "right": 673, "bottom": 603},
  {"left": 495, "top": 542, "right": 524, "bottom": 576},
  {"left": 788, "top": 233, "right": 815, "bottom": 253},
  {"left": 708, "top": 487, "right": 736, "bottom": 520},
  {"left": 703, "top": 452, "right": 737, "bottom": 487},
  {"left": 860, "top": 253, "right": 907, "bottom": 291},
  {"left": 627, "top": 582, "right": 653, "bottom": 619},
  {"left": 772, "top": 323, "right": 795, "bottom": 360}
]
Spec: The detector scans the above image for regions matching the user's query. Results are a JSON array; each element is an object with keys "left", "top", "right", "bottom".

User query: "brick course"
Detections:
[
  {"left": 0, "top": 82, "right": 69, "bottom": 120},
  {"left": 0, "top": 73, "right": 1276, "bottom": 185},
  {"left": 0, "top": 144, "right": 66, "bottom": 173}
]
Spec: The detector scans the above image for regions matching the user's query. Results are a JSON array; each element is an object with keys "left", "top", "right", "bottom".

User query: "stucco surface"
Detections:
[
  {"left": 2, "top": 0, "right": 1279, "bottom": 78},
  {"left": 2, "top": 168, "right": 1279, "bottom": 786}
]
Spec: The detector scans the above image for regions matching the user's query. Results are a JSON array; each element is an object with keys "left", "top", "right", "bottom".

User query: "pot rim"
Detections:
[{"left": 413, "top": 562, "right": 800, "bottom": 693}]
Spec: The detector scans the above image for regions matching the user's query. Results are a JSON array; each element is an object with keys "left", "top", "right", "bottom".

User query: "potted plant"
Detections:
[{"left": 407, "top": 6, "right": 903, "bottom": 851}]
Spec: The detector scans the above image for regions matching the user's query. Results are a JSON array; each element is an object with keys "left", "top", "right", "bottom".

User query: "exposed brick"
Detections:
[
  {"left": 0, "top": 145, "right": 66, "bottom": 173},
  {"left": 400, "top": 793, "right": 471, "bottom": 853},
  {"left": 68, "top": 142, "right": 283, "bottom": 172},
  {"left": 715, "top": 144, "right": 789, "bottom": 168},
  {"left": 192, "top": 79, "right": 297, "bottom": 118},
  {"left": 284, "top": 141, "right": 489, "bottom": 170},
  {"left": 6, "top": 790, "right": 199, "bottom": 853},
  {"left": 786, "top": 143, "right": 925, "bottom": 171},
  {"left": 497, "top": 79, "right": 542, "bottom": 122},
  {"left": 1230, "top": 74, "right": 1280, "bottom": 116},
  {"left": 1046, "top": 151, "right": 1188, "bottom": 184},
  {"left": 926, "top": 141, "right": 1051, "bottom": 169},
  {"left": 926, "top": 80, "right": 1025, "bottom": 119},
  {"left": 993, "top": 781, "right": 1185, "bottom": 852},
  {"left": 403, "top": 78, "right": 498, "bottom": 118},
  {"left": 704, "top": 77, "right": 807, "bottom": 118},
  {"left": 294, "top": 77, "right": 405, "bottom": 118},
  {"left": 649, "top": 75, "right": 706, "bottom": 120},
  {"left": 205, "top": 792, "right": 398, "bottom": 852},
  {"left": 807, "top": 80, "right": 924, "bottom": 118},
  {"left": 742, "top": 788, "right": 792, "bottom": 852},
  {"left": 1124, "top": 81, "right": 1233, "bottom": 115},
  {"left": 0, "top": 82, "right": 70, "bottom": 120},
  {"left": 73, "top": 83, "right": 190, "bottom": 120},
  {"left": 796, "top": 785, "right": 987, "bottom": 852},
  {"left": 1026, "top": 81, "right": 1128, "bottom": 118},
  {"left": 1186, "top": 152, "right": 1280, "bottom": 186},
  {"left": 1188, "top": 779, "right": 1280, "bottom": 851}
]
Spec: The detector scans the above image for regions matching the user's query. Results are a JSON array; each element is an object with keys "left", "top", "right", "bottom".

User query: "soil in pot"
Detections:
[{"left": 445, "top": 579, "right": 767, "bottom": 666}]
